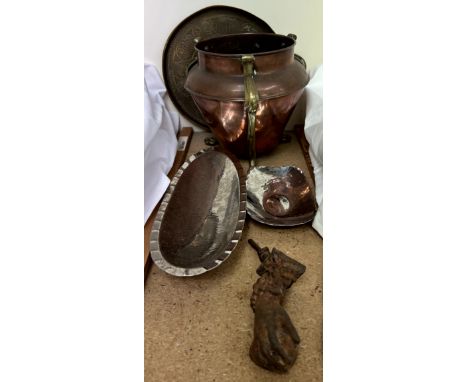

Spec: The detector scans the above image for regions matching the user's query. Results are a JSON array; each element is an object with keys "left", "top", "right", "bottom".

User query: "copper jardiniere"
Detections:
[{"left": 185, "top": 33, "right": 309, "bottom": 161}]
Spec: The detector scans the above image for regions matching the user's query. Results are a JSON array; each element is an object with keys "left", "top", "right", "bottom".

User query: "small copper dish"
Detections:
[
  {"left": 246, "top": 166, "right": 316, "bottom": 227},
  {"left": 151, "top": 148, "right": 246, "bottom": 276}
]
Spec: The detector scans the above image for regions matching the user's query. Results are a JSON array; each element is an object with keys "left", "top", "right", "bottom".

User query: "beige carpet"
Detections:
[{"left": 145, "top": 132, "right": 323, "bottom": 382}]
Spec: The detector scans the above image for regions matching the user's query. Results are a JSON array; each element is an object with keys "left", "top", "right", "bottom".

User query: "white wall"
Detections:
[{"left": 145, "top": 0, "right": 322, "bottom": 129}]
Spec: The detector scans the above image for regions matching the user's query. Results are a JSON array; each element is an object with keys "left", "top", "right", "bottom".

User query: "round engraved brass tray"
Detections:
[{"left": 162, "top": 5, "right": 274, "bottom": 128}]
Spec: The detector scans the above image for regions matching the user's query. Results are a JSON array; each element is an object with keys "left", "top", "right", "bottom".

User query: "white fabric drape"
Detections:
[
  {"left": 304, "top": 65, "right": 323, "bottom": 237},
  {"left": 144, "top": 64, "right": 180, "bottom": 223}
]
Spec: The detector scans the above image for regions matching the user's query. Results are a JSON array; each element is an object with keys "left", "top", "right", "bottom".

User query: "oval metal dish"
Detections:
[
  {"left": 246, "top": 166, "right": 317, "bottom": 227},
  {"left": 151, "top": 148, "right": 246, "bottom": 276}
]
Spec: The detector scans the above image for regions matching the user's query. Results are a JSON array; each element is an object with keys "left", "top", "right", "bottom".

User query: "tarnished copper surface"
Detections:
[
  {"left": 246, "top": 165, "right": 317, "bottom": 226},
  {"left": 191, "top": 91, "right": 304, "bottom": 158},
  {"left": 248, "top": 239, "right": 306, "bottom": 373},
  {"left": 162, "top": 6, "right": 274, "bottom": 128},
  {"left": 185, "top": 33, "right": 309, "bottom": 158}
]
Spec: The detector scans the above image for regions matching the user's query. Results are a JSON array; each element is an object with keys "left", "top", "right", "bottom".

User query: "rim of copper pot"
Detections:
[{"left": 194, "top": 33, "right": 296, "bottom": 57}]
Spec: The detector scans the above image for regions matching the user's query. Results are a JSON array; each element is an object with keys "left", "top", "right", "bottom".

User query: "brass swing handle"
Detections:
[{"left": 241, "top": 55, "right": 259, "bottom": 168}]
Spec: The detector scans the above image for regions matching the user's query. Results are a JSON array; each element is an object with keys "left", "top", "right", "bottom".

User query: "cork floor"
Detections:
[{"left": 145, "top": 132, "right": 323, "bottom": 381}]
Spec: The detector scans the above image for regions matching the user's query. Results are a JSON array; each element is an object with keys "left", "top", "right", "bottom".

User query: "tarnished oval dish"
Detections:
[
  {"left": 151, "top": 148, "right": 246, "bottom": 276},
  {"left": 246, "top": 166, "right": 317, "bottom": 227}
]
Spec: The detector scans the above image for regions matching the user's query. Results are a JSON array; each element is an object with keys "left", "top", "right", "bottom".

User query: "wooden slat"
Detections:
[
  {"left": 295, "top": 124, "right": 319, "bottom": 211},
  {"left": 294, "top": 124, "right": 315, "bottom": 184}
]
